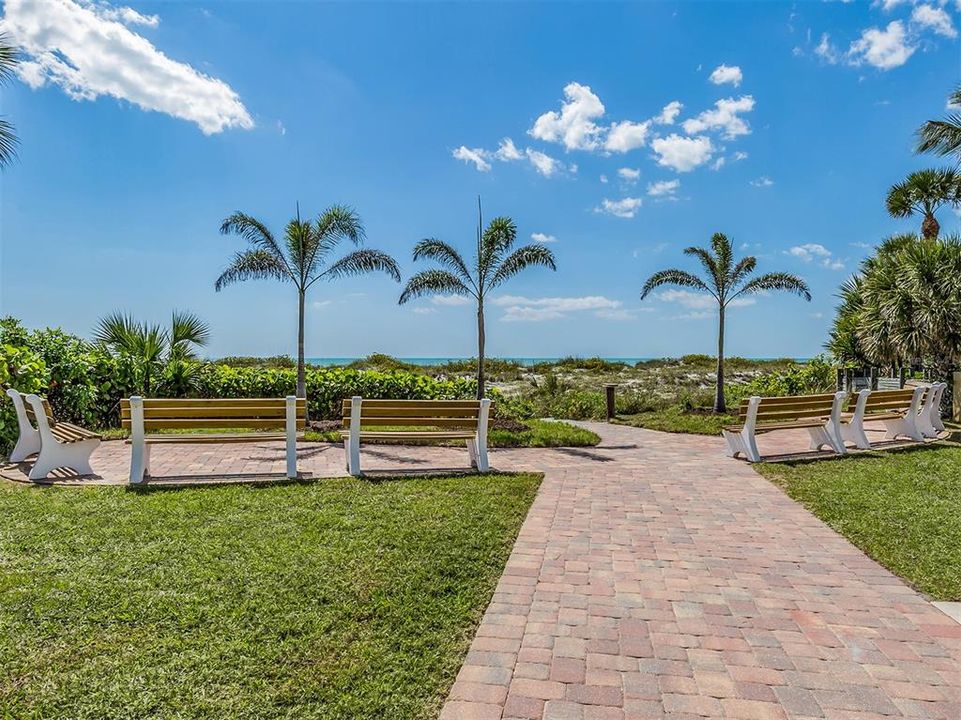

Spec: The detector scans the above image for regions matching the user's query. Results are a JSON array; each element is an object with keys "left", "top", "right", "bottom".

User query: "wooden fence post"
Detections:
[{"left": 605, "top": 384, "right": 617, "bottom": 421}]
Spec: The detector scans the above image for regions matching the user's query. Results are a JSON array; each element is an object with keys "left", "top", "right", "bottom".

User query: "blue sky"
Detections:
[{"left": 2, "top": 0, "right": 960, "bottom": 359}]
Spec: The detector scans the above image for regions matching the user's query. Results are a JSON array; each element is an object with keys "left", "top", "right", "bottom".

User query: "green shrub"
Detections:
[
  {"left": 214, "top": 355, "right": 295, "bottom": 368},
  {"left": 741, "top": 355, "right": 835, "bottom": 398},
  {"left": 0, "top": 343, "right": 48, "bottom": 454}
]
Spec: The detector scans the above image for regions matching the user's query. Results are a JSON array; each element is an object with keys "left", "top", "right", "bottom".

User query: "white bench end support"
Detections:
[
  {"left": 347, "top": 396, "right": 362, "bottom": 477},
  {"left": 25, "top": 394, "right": 99, "bottom": 480},
  {"left": 6, "top": 388, "right": 40, "bottom": 463},
  {"left": 285, "top": 395, "right": 298, "bottom": 479},
  {"left": 128, "top": 395, "right": 149, "bottom": 485}
]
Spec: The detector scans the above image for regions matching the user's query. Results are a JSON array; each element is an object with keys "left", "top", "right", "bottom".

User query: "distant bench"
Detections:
[
  {"left": 722, "top": 392, "right": 846, "bottom": 462},
  {"left": 121, "top": 396, "right": 306, "bottom": 484},
  {"left": 341, "top": 397, "right": 491, "bottom": 476},
  {"left": 837, "top": 386, "right": 928, "bottom": 449}
]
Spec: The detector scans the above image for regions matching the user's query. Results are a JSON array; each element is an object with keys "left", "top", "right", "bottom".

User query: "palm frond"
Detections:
[
  {"left": 710, "top": 233, "right": 733, "bottom": 279},
  {"left": 93, "top": 312, "right": 141, "bottom": 350},
  {"left": 214, "top": 249, "right": 289, "bottom": 291},
  {"left": 640, "top": 269, "right": 713, "bottom": 300},
  {"left": 0, "top": 117, "right": 18, "bottom": 168},
  {"left": 220, "top": 212, "right": 291, "bottom": 274},
  {"left": 734, "top": 272, "right": 812, "bottom": 303},
  {"left": 916, "top": 113, "right": 961, "bottom": 158},
  {"left": 489, "top": 244, "right": 557, "bottom": 289},
  {"left": 399, "top": 269, "right": 473, "bottom": 305},
  {"left": 309, "top": 205, "right": 366, "bottom": 272},
  {"left": 284, "top": 218, "right": 315, "bottom": 285},
  {"left": 170, "top": 310, "right": 211, "bottom": 360},
  {"left": 681, "top": 247, "right": 722, "bottom": 294},
  {"left": 729, "top": 255, "right": 757, "bottom": 289},
  {"left": 0, "top": 34, "right": 18, "bottom": 85},
  {"left": 479, "top": 217, "right": 517, "bottom": 288},
  {"left": 412, "top": 238, "right": 474, "bottom": 287},
  {"left": 317, "top": 249, "right": 401, "bottom": 284}
]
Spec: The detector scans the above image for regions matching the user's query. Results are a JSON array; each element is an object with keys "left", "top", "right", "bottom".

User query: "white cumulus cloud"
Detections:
[
  {"left": 749, "top": 176, "right": 774, "bottom": 187},
  {"left": 786, "top": 243, "right": 844, "bottom": 270},
  {"left": 525, "top": 147, "right": 563, "bottom": 177},
  {"left": 4, "top": 0, "right": 253, "bottom": 134},
  {"left": 617, "top": 167, "right": 641, "bottom": 181},
  {"left": 493, "top": 295, "right": 625, "bottom": 322},
  {"left": 494, "top": 137, "right": 524, "bottom": 161},
  {"left": 531, "top": 232, "right": 557, "bottom": 243},
  {"left": 650, "top": 134, "right": 714, "bottom": 172},
  {"left": 848, "top": 21, "right": 916, "bottom": 70},
  {"left": 529, "top": 81, "right": 606, "bottom": 151},
  {"left": 911, "top": 4, "right": 957, "bottom": 38},
  {"left": 654, "top": 100, "right": 683, "bottom": 125},
  {"left": 452, "top": 146, "right": 492, "bottom": 172},
  {"left": 708, "top": 64, "right": 743, "bottom": 87},
  {"left": 595, "top": 197, "right": 643, "bottom": 219},
  {"left": 682, "top": 96, "right": 755, "bottom": 139},
  {"left": 605, "top": 119, "right": 650, "bottom": 153},
  {"left": 647, "top": 179, "right": 680, "bottom": 197}
]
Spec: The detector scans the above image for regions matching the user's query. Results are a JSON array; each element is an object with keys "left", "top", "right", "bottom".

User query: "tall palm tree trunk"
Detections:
[
  {"left": 922, "top": 213, "right": 940, "bottom": 240},
  {"left": 715, "top": 305, "right": 726, "bottom": 414},
  {"left": 477, "top": 303, "right": 486, "bottom": 400},
  {"left": 297, "top": 289, "right": 306, "bottom": 399}
]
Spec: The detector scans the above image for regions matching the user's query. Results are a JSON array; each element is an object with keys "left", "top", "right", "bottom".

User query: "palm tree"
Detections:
[
  {"left": 94, "top": 310, "right": 210, "bottom": 396},
  {"left": 886, "top": 168, "right": 961, "bottom": 240},
  {"left": 0, "top": 33, "right": 21, "bottom": 168},
  {"left": 217, "top": 206, "right": 401, "bottom": 398},
  {"left": 398, "top": 201, "right": 557, "bottom": 399},
  {"left": 916, "top": 86, "right": 961, "bottom": 160},
  {"left": 641, "top": 232, "right": 811, "bottom": 413}
]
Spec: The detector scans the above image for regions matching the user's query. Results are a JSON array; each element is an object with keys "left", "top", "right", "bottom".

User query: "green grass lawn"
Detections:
[
  {"left": 757, "top": 445, "right": 961, "bottom": 601},
  {"left": 614, "top": 406, "right": 735, "bottom": 435},
  {"left": 0, "top": 473, "right": 541, "bottom": 719}
]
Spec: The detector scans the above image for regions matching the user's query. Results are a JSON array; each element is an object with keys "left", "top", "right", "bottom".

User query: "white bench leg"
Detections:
[
  {"left": 28, "top": 438, "right": 98, "bottom": 480},
  {"left": 883, "top": 417, "right": 924, "bottom": 442},
  {"left": 806, "top": 426, "right": 832, "bottom": 452},
  {"left": 129, "top": 439, "right": 150, "bottom": 484},
  {"left": 466, "top": 438, "right": 478, "bottom": 468},
  {"left": 474, "top": 399, "right": 491, "bottom": 472},
  {"left": 10, "top": 429, "right": 40, "bottom": 463},
  {"left": 347, "top": 396, "right": 362, "bottom": 477},
  {"left": 722, "top": 429, "right": 742, "bottom": 458},
  {"left": 840, "top": 422, "right": 872, "bottom": 450},
  {"left": 285, "top": 395, "right": 297, "bottom": 479}
]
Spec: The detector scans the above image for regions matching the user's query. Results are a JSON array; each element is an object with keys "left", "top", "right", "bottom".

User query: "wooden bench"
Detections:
[
  {"left": 121, "top": 396, "right": 306, "bottom": 484},
  {"left": 837, "top": 386, "right": 926, "bottom": 449},
  {"left": 4, "top": 390, "right": 101, "bottom": 479},
  {"left": 341, "top": 397, "right": 491, "bottom": 476},
  {"left": 722, "top": 392, "right": 847, "bottom": 462}
]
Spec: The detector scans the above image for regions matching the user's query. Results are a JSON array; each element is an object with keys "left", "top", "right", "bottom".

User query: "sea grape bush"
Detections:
[{"left": 0, "top": 317, "right": 479, "bottom": 454}]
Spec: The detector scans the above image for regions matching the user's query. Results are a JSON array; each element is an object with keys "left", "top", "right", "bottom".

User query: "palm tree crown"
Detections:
[
  {"left": 217, "top": 206, "right": 401, "bottom": 398},
  {"left": 399, "top": 203, "right": 556, "bottom": 398},
  {"left": 0, "top": 33, "right": 21, "bottom": 168},
  {"left": 641, "top": 232, "right": 811, "bottom": 413},
  {"left": 94, "top": 310, "right": 210, "bottom": 396},
  {"left": 916, "top": 86, "right": 961, "bottom": 160},
  {"left": 885, "top": 168, "right": 961, "bottom": 240}
]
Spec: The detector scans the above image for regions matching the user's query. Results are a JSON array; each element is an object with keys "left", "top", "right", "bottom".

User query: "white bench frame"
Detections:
[
  {"left": 723, "top": 392, "right": 847, "bottom": 463},
  {"left": 6, "top": 388, "right": 41, "bottom": 462},
  {"left": 126, "top": 395, "right": 301, "bottom": 484},
  {"left": 344, "top": 396, "right": 491, "bottom": 476},
  {"left": 917, "top": 382, "right": 947, "bottom": 439},
  {"left": 23, "top": 394, "right": 100, "bottom": 479},
  {"left": 837, "top": 386, "right": 925, "bottom": 449}
]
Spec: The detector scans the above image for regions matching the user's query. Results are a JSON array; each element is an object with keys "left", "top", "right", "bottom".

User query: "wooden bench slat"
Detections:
[
  {"left": 341, "top": 407, "right": 481, "bottom": 419},
  {"left": 724, "top": 418, "right": 829, "bottom": 433},
  {"left": 122, "top": 406, "right": 293, "bottom": 420},
  {"left": 125, "top": 432, "right": 294, "bottom": 445},
  {"left": 122, "top": 419, "right": 307, "bottom": 430},
  {"left": 340, "top": 417, "right": 480, "bottom": 428},
  {"left": 340, "top": 430, "right": 477, "bottom": 440},
  {"left": 121, "top": 398, "right": 306, "bottom": 408}
]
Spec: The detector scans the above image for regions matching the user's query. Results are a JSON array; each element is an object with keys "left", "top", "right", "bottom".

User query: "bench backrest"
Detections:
[
  {"left": 737, "top": 393, "right": 839, "bottom": 424},
  {"left": 341, "top": 399, "right": 485, "bottom": 429},
  {"left": 121, "top": 397, "right": 307, "bottom": 432},
  {"left": 846, "top": 388, "right": 917, "bottom": 415},
  {"left": 13, "top": 391, "right": 54, "bottom": 424}
]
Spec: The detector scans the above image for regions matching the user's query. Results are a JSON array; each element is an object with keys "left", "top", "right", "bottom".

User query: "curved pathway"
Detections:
[
  {"left": 3, "top": 423, "right": 961, "bottom": 718},
  {"left": 442, "top": 423, "right": 961, "bottom": 720}
]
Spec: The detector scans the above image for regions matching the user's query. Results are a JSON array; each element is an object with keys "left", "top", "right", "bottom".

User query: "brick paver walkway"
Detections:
[{"left": 3, "top": 423, "right": 960, "bottom": 719}]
